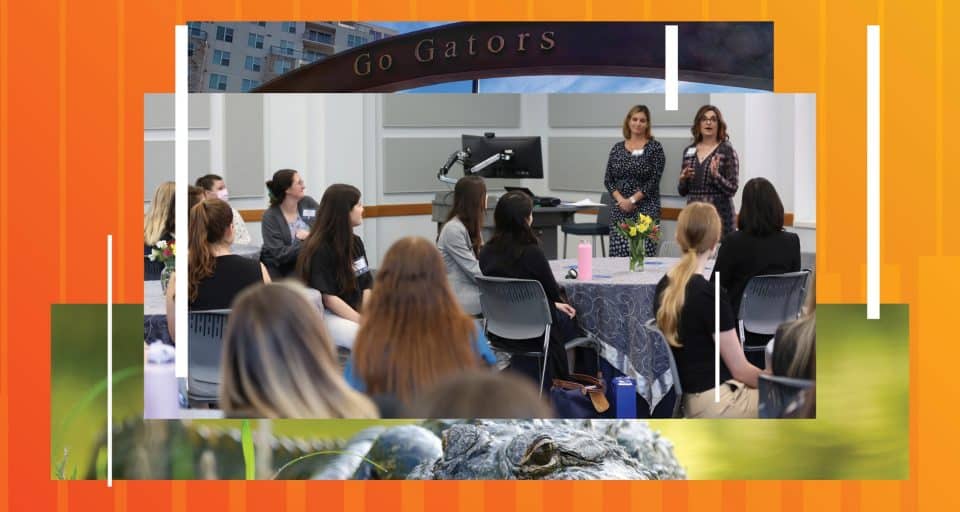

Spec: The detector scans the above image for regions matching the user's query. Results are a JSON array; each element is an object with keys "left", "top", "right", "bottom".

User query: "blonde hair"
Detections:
[
  {"left": 144, "top": 181, "right": 175, "bottom": 246},
  {"left": 772, "top": 313, "right": 816, "bottom": 380},
  {"left": 353, "top": 237, "right": 478, "bottom": 404},
  {"left": 219, "top": 283, "right": 378, "bottom": 418},
  {"left": 656, "top": 202, "right": 722, "bottom": 347}
]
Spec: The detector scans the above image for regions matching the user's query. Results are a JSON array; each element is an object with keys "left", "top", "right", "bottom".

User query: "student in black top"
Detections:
[
  {"left": 478, "top": 191, "right": 577, "bottom": 386},
  {"left": 297, "top": 184, "right": 373, "bottom": 350},
  {"left": 165, "top": 199, "right": 270, "bottom": 342},
  {"left": 712, "top": 177, "right": 801, "bottom": 317},
  {"left": 654, "top": 202, "right": 763, "bottom": 418}
]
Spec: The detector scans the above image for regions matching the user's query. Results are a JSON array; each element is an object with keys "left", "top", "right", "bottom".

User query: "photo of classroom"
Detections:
[{"left": 143, "top": 92, "right": 816, "bottom": 420}]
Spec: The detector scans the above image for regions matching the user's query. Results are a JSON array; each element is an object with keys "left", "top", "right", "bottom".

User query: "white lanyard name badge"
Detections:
[
  {"left": 353, "top": 255, "right": 370, "bottom": 276},
  {"left": 302, "top": 209, "right": 316, "bottom": 218}
]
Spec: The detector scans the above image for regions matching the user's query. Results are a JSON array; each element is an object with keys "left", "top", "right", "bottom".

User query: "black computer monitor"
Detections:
[{"left": 461, "top": 134, "right": 543, "bottom": 179}]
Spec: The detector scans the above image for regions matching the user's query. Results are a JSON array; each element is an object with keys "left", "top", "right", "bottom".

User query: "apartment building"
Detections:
[{"left": 187, "top": 21, "right": 397, "bottom": 92}]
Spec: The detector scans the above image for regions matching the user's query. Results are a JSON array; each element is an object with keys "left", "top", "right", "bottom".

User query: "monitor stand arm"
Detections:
[{"left": 437, "top": 148, "right": 513, "bottom": 185}]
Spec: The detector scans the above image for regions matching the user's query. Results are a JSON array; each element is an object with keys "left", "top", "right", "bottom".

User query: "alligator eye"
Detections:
[{"left": 520, "top": 436, "right": 557, "bottom": 467}]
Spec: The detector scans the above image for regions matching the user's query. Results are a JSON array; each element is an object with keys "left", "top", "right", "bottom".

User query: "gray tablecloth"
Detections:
[
  {"left": 549, "top": 257, "right": 714, "bottom": 413},
  {"left": 144, "top": 280, "right": 171, "bottom": 344}
]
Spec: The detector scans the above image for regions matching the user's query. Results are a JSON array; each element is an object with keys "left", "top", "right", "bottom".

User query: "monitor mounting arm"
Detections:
[{"left": 437, "top": 147, "right": 514, "bottom": 185}]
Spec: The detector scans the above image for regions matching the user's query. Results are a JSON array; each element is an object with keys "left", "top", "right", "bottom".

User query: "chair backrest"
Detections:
[
  {"left": 738, "top": 270, "right": 811, "bottom": 337},
  {"left": 644, "top": 319, "right": 683, "bottom": 418},
  {"left": 758, "top": 373, "right": 815, "bottom": 418},
  {"left": 187, "top": 309, "right": 231, "bottom": 403},
  {"left": 597, "top": 192, "right": 614, "bottom": 225},
  {"left": 475, "top": 276, "right": 552, "bottom": 341},
  {"left": 144, "top": 255, "right": 163, "bottom": 281},
  {"left": 659, "top": 240, "right": 682, "bottom": 257}
]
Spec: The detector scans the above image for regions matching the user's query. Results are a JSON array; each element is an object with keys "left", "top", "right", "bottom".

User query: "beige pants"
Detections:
[{"left": 683, "top": 379, "right": 759, "bottom": 418}]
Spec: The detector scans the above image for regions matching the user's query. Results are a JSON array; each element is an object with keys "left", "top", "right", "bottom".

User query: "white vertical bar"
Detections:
[
  {"left": 715, "top": 272, "right": 720, "bottom": 403},
  {"left": 867, "top": 25, "right": 880, "bottom": 319},
  {"left": 665, "top": 25, "right": 679, "bottom": 111},
  {"left": 106, "top": 234, "right": 113, "bottom": 486},
  {"left": 175, "top": 25, "right": 189, "bottom": 376}
]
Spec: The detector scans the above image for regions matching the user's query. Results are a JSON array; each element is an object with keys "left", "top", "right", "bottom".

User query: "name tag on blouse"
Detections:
[
  {"left": 353, "top": 256, "right": 370, "bottom": 276},
  {"left": 684, "top": 147, "right": 696, "bottom": 157},
  {"left": 302, "top": 209, "right": 316, "bottom": 218},
  {"left": 631, "top": 149, "right": 644, "bottom": 157}
]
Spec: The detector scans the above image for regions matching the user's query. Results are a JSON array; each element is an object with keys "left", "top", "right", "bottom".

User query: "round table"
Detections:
[{"left": 549, "top": 257, "right": 714, "bottom": 413}]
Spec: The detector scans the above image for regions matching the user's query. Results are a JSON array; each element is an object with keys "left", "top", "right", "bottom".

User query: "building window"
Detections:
[
  {"left": 303, "top": 50, "right": 325, "bottom": 63},
  {"left": 209, "top": 73, "right": 228, "bottom": 91},
  {"left": 215, "top": 26, "right": 234, "bottom": 42},
  {"left": 241, "top": 79, "right": 261, "bottom": 92},
  {"left": 212, "top": 49, "right": 231, "bottom": 67},
  {"left": 250, "top": 21, "right": 266, "bottom": 27},
  {"left": 188, "top": 41, "right": 195, "bottom": 57},
  {"left": 187, "top": 21, "right": 202, "bottom": 30},
  {"left": 272, "top": 59, "right": 292, "bottom": 74},
  {"left": 244, "top": 55, "right": 262, "bottom": 72},
  {"left": 281, "top": 21, "right": 297, "bottom": 34},
  {"left": 247, "top": 33, "right": 264, "bottom": 49},
  {"left": 279, "top": 40, "right": 296, "bottom": 56},
  {"left": 371, "top": 30, "right": 383, "bottom": 40},
  {"left": 347, "top": 34, "right": 368, "bottom": 48}
]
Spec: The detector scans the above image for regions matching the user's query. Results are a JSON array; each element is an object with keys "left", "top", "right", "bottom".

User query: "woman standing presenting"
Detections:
[
  {"left": 604, "top": 105, "right": 665, "bottom": 257},
  {"left": 678, "top": 105, "right": 740, "bottom": 238}
]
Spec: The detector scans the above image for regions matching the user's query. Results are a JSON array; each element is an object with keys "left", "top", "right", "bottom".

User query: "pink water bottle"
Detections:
[{"left": 577, "top": 240, "right": 593, "bottom": 281}]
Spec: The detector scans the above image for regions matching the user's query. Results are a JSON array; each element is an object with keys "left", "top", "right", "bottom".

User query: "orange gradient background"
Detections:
[{"left": 1, "top": 0, "right": 958, "bottom": 510}]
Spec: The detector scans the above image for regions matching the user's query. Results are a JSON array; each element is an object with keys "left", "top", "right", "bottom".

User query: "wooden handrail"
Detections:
[{"left": 239, "top": 204, "right": 794, "bottom": 226}]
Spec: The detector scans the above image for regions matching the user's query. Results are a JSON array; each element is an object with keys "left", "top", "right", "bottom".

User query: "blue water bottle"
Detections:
[{"left": 613, "top": 376, "right": 637, "bottom": 418}]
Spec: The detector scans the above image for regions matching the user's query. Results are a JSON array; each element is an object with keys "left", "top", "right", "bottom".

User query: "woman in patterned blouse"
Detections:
[
  {"left": 603, "top": 105, "right": 666, "bottom": 257},
  {"left": 678, "top": 105, "right": 740, "bottom": 238}
]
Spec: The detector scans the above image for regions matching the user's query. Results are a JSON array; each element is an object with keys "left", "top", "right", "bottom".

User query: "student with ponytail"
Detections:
[
  {"left": 164, "top": 199, "right": 270, "bottom": 342},
  {"left": 653, "top": 202, "right": 762, "bottom": 418}
]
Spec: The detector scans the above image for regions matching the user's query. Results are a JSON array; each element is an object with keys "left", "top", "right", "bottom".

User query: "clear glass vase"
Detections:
[
  {"left": 628, "top": 251, "right": 645, "bottom": 272},
  {"left": 160, "top": 260, "right": 174, "bottom": 294}
]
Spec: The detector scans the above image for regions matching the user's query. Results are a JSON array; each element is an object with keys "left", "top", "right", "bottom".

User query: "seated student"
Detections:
[
  {"left": 218, "top": 283, "right": 378, "bottom": 419},
  {"left": 164, "top": 199, "right": 270, "bottom": 342},
  {"left": 479, "top": 191, "right": 578, "bottom": 386},
  {"left": 654, "top": 202, "right": 763, "bottom": 418},
  {"left": 771, "top": 313, "right": 815, "bottom": 380},
  {"left": 410, "top": 369, "right": 555, "bottom": 418},
  {"left": 187, "top": 185, "right": 205, "bottom": 211},
  {"left": 196, "top": 173, "right": 252, "bottom": 245},
  {"left": 346, "top": 237, "right": 489, "bottom": 407},
  {"left": 712, "top": 177, "right": 801, "bottom": 318},
  {"left": 437, "top": 175, "right": 487, "bottom": 316},
  {"left": 297, "top": 184, "right": 372, "bottom": 350},
  {"left": 144, "top": 181, "right": 175, "bottom": 255},
  {"left": 260, "top": 169, "right": 320, "bottom": 278}
]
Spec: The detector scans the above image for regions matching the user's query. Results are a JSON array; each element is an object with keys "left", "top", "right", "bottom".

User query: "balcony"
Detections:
[
  {"left": 269, "top": 45, "right": 300, "bottom": 59},
  {"left": 303, "top": 30, "right": 335, "bottom": 46}
]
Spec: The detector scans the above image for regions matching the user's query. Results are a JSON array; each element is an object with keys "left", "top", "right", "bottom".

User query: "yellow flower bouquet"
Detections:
[{"left": 614, "top": 213, "right": 661, "bottom": 272}]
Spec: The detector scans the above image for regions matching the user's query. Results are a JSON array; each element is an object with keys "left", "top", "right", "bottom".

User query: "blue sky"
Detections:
[{"left": 368, "top": 22, "right": 764, "bottom": 94}]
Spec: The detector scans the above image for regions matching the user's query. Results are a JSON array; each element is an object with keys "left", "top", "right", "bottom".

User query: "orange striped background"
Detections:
[{"left": 1, "top": 0, "right": 958, "bottom": 510}]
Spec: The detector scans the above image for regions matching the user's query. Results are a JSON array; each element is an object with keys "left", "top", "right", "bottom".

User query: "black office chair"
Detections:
[
  {"left": 144, "top": 255, "right": 164, "bottom": 281},
  {"left": 758, "top": 374, "right": 815, "bottom": 418},
  {"left": 186, "top": 309, "right": 230, "bottom": 407},
  {"left": 561, "top": 193, "right": 613, "bottom": 258}
]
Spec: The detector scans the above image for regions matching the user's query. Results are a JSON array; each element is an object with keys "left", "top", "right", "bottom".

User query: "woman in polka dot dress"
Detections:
[{"left": 603, "top": 105, "right": 666, "bottom": 258}]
